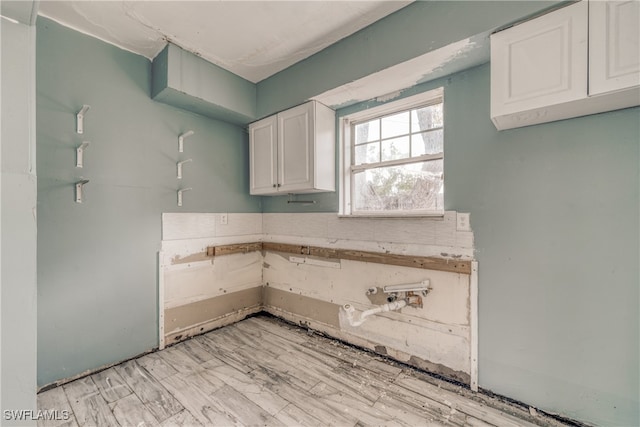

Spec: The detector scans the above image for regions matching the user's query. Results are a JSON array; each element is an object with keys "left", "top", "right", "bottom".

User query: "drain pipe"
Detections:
[{"left": 342, "top": 297, "right": 418, "bottom": 327}]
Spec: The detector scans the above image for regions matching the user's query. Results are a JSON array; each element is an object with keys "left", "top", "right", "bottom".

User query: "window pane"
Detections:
[
  {"left": 381, "top": 136, "right": 410, "bottom": 162},
  {"left": 411, "top": 129, "right": 443, "bottom": 156},
  {"left": 353, "top": 160, "right": 444, "bottom": 212},
  {"left": 381, "top": 111, "right": 409, "bottom": 139},
  {"left": 355, "top": 120, "right": 380, "bottom": 144},
  {"left": 411, "top": 103, "right": 443, "bottom": 132},
  {"left": 354, "top": 141, "right": 380, "bottom": 165}
]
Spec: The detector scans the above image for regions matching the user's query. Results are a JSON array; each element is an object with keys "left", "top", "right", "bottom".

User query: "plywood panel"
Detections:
[
  {"left": 160, "top": 234, "right": 264, "bottom": 265},
  {"left": 264, "top": 307, "right": 471, "bottom": 383},
  {"left": 159, "top": 210, "right": 476, "bottom": 389},
  {"left": 263, "top": 242, "right": 471, "bottom": 274},
  {"left": 263, "top": 252, "right": 469, "bottom": 326},
  {"left": 263, "top": 250, "right": 471, "bottom": 379},
  {"left": 164, "top": 252, "right": 262, "bottom": 308},
  {"left": 263, "top": 287, "right": 341, "bottom": 328},
  {"left": 264, "top": 233, "right": 474, "bottom": 259},
  {"left": 165, "top": 307, "right": 262, "bottom": 345}
]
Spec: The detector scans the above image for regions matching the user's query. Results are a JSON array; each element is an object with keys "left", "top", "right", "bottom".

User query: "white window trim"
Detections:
[{"left": 339, "top": 87, "right": 445, "bottom": 217}]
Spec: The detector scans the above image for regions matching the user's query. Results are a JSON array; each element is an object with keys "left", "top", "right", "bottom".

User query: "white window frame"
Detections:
[{"left": 339, "top": 87, "right": 445, "bottom": 217}]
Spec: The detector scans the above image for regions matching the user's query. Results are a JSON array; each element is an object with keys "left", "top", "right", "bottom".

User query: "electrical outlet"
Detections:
[
  {"left": 220, "top": 213, "right": 228, "bottom": 225},
  {"left": 456, "top": 213, "right": 470, "bottom": 231}
]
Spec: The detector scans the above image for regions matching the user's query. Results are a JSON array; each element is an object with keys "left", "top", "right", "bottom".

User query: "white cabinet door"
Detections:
[
  {"left": 277, "top": 102, "right": 314, "bottom": 193},
  {"left": 589, "top": 0, "right": 640, "bottom": 96},
  {"left": 249, "top": 101, "right": 334, "bottom": 195},
  {"left": 249, "top": 115, "right": 278, "bottom": 195},
  {"left": 491, "top": 1, "right": 588, "bottom": 119}
]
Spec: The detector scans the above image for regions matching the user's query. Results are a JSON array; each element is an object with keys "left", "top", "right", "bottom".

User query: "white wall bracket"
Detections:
[
  {"left": 178, "top": 130, "right": 194, "bottom": 153},
  {"left": 76, "top": 105, "right": 90, "bottom": 134},
  {"left": 177, "top": 188, "right": 192, "bottom": 207},
  {"left": 76, "top": 141, "right": 90, "bottom": 168},
  {"left": 75, "top": 179, "right": 89, "bottom": 203},
  {"left": 176, "top": 159, "right": 192, "bottom": 179}
]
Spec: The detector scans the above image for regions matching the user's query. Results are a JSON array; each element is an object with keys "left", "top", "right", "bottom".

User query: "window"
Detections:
[{"left": 340, "top": 88, "right": 444, "bottom": 216}]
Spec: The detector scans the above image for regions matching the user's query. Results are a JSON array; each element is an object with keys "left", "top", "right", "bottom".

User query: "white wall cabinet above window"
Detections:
[
  {"left": 491, "top": 0, "right": 640, "bottom": 130},
  {"left": 249, "top": 101, "right": 335, "bottom": 195}
]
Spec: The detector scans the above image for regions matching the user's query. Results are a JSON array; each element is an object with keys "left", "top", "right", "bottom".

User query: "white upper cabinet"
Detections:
[
  {"left": 249, "top": 101, "right": 335, "bottom": 195},
  {"left": 491, "top": 0, "right": 639, "bottom": 130},
  {"left": 589, "top": 0, "right": 640, "bottom": 95},
  {"left": 491, "top": 1, "right": 588, "bottom": 121}
]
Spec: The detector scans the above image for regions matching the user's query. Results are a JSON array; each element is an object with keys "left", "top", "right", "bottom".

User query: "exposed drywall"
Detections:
[
  {"left": 160, "top": 212, "right": 476, "bottom": 386},
  {"left": 1, "top": 11, "right": 38, "bottom": 425},
  {"left": 263, "top": 287, "right": 341, "bottom": 328},
  {"left": 163, "top": 253, "right": 262, "bottom": 308},
  {"left": 36, "top": 18, "right": 260, "bottom": 388},
  {"left": 159, "top": 213, "right": 264, "bottom": 347},
  {"left": 262, "top": 252, "right": 472, "bottom": 384},
  {"left": 312, "top": 34, "right": 488, "bottom": 110},
  {"left": 164, "top": 286, "right": 262, "bottom": 342}
]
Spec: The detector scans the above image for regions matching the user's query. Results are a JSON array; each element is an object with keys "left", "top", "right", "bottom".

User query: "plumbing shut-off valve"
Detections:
[{"left": 384, "top": 280, "right": 431, "bottom": 308}]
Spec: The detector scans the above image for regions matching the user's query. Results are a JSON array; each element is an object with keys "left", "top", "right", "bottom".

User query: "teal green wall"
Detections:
[
  {"left": 444, "top": 65, "right": 638, "bottom": 427},
  {"left": 254, "top": 1, "right": 639, "bottom": 424},
  {"left": 36, "top": 17, "right": 260, "bottom": 387},
  {"left": 33, "top": 3, "right": 640, "bottom": 426},
  {"left": 152, "top": 44, "right": 257, "bottom": 124},
  {"left": 1, "top": 15, "right": 38, "bottom": 424},
  {"left": 256, "top": 0, "right": 562, "bottom": 116},
  {"left": 280, "top": 64, "right": 639, "bottom": 426}
]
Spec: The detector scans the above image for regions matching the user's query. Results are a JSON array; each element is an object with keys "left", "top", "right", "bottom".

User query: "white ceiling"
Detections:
[{"left": 38, "top": 1, "right": 412, "bottom": 83}]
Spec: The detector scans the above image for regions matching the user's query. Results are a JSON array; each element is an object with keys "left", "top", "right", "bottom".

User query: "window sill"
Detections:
[{"left": 337, "top": 212, "right": 445, "bottom": 219}]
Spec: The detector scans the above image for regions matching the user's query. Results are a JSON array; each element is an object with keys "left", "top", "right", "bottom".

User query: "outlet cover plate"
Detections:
[{"left": 457, "top": 213, "right": 470, "bottom": 231}]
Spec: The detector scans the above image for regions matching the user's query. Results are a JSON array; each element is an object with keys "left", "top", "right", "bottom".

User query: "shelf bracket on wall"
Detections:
[
  {"left": 178, "top": 130, "right": 194, "bottom": 153},
  {"left": 76, "top": 105, "right": 91, "bottom": 134},
  {"left": 176, "top": 159, "right": 192, "bottom": 179},
  {"left": 177, "top": 188, "right": 192, "bottom": 207},
  {"left": 75, "top": 179, "right": 89, "bottom": 203},
  {"left": 76, "top": 141, "right": 90, "bottom": 168}
]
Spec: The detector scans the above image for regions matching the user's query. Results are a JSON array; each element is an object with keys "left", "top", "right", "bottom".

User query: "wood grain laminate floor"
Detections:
[{"left": 37, "top": 315, "right": 574, "bottom": 427}]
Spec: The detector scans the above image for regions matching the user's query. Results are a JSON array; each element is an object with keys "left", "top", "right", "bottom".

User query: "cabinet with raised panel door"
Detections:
[
  {"left": 589, "top": 0, "right": 640, "bottom": 96},
  {"left": 249, "top": 101, "right": 335, "bottom": 195},
  {"left": 490, "top": 0, "right": 639, "bottom": 130}
]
